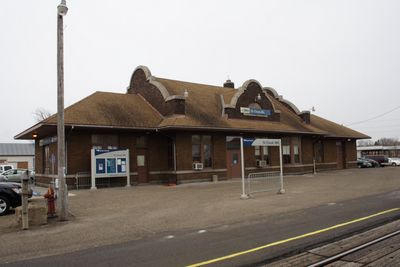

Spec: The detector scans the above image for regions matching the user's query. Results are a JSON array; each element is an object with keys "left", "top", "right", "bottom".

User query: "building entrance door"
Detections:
[
  {"left": 136, "top": 149, "right": 148, "bottom": 183},
  {"left": 336, "top": 141, "right": 345, "bottom": 169},
  {"left": 226, "top": 137, "right": 241, "bottom": 178}
]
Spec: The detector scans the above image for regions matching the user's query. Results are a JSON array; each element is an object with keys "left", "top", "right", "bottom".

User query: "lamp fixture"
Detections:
[
  {"left": 256, "top": 93, "right": 261, "bottom": 101},
  {"left": 32, "top": 133, "right": 38, "bottom": 138},
  {"left": 184, "top": 89, "right": 188, "bottom": 98},
  {"left": 57, "top": 0, "right": 68, "bottom": 16}
]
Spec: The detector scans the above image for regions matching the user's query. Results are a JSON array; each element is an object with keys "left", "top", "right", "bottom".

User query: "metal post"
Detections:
[
  {"left": 21, "top": 171, "right": 29, "bottom": 230},
  {"left": 240, "top": 137, "right": 248, "bottom": 199},
  {"left": 313, "top": 158, "right": 317, "bottom": 175},
  {"left": 90, "top": 149, "right": 97, "bottom": 190},
  {"left": 57, "top": 0, "right": 68, "bottom": 221},
  {"left": 278, "top": 140, "right": 285, "bottom": 194},
  {"left": 126, "top": 149, "right": 131, "bottom": 187}
]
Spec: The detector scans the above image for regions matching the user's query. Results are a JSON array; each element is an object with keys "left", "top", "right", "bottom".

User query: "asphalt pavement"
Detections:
[{"left": 0, "top": 167, "right": 400, "bottom": 266}]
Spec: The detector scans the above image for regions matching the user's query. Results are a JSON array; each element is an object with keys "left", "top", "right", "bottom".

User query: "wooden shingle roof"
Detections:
[
  {"left": 15, "top": 67, "right": 369, "bottom": 140},
  {"left": 45, "top": 92, "right": 163, "bottom": 128}
]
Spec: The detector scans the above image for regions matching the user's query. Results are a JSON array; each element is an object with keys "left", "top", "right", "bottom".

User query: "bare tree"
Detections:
[
  {"left": 374, "top": 138, "right": 400, "bottom": 146},
  {"left": 357, "top": 139, "right": 374, "bottom": 147},
  {"left": 33, "top": 108, "right": 52, "bottom": 122}
]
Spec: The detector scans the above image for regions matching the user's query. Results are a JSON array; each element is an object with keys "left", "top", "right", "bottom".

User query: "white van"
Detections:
[{"left": 0, "top": 164, "right": 14, "bottom": 174}]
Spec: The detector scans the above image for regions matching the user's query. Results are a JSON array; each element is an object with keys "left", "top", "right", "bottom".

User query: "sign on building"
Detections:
[
  {"left": 243, "top": 138, "right": 281, "bottom": 147},
  {"left": 90, "top": 149, "right": 130, "bottom": 189},
  {"left": 240, "top": 107, "right": 271, "bottom": 117}
]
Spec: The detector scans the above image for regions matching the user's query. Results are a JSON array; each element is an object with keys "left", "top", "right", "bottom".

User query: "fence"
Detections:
[
  {"left": 247, "top": 171, "right": 283, "bottom": 196},
  {"left": 75, "top": 172, "right": 91, "bottom": 189},
  {"left": 75, "top": 172, "right": 128, "bottom": 189}
]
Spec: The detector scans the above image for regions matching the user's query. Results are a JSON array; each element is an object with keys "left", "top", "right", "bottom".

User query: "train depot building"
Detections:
[{"left": 16, "top": 66, "right": 368, "bottom": 187}]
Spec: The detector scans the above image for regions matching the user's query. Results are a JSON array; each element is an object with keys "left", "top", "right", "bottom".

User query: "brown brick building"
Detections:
[{"left": 15, "top": 66, "right": 368, "bottom": 187}]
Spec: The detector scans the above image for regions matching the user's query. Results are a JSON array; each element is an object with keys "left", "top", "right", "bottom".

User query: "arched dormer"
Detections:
[
  {"left": 127, "top": 66, "right": 186, "bottom": 116},
  {"left": 223, "top": 80, "right": 281, "bottom": 122}
]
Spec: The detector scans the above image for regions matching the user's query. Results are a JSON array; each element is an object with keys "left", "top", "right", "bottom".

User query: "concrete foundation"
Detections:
[{"left": 15, "top": 198, "right": 47, "bottom": 228}]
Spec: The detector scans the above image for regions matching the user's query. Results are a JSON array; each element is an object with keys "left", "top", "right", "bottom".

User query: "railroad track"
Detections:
[
  {"left": 308, "top": 229, "right": 400, "bottom": 267},
  {"left": 266, "top": 222, "right": 400, "bottom": 267}
]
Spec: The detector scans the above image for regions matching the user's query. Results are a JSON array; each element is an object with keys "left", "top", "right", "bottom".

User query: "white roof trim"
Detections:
[{"left": 131, "top": 66, "right": 185, "bottom": 103}]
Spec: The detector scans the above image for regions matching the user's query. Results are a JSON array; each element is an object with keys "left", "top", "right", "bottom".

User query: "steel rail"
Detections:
[{"left": 308, "top": 229, "right": 400, "bottom": 267}]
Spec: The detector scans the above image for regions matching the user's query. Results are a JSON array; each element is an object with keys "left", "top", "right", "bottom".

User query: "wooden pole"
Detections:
[
  {"left": 57, "top": 2, "right": 68, "bottom": 221},
  {"left": 21, "top": 171, "right": 29, "bottom": 230}
]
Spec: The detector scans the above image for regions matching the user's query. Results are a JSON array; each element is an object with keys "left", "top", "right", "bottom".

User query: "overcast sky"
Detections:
[{"left": 1, "top": 0, "right": 400, "bottom": 143}]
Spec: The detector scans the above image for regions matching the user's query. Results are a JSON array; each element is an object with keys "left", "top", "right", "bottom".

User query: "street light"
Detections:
[
  {"left": 57, "top": 0, "right": 68, "bottom": 221},
  {"left": 57, "top": 0, "right": 68, "bottom": 16}
]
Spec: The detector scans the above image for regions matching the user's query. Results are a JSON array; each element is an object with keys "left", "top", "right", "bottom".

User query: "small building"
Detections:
[
  {"left": 0, "top": 143, "right": 35, "bottom": 170},
  {"left": 357, "top": 146, "right": 400, "bottom": 158},
  {"left": 15, "top": 66, "right": 368, "bottom": 187}
]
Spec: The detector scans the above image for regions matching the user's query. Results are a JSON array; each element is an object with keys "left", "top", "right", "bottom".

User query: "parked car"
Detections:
[
  {"left": 364, "top": 155, "right": 389, "bottom": 167},
  {"left": 0, "top": 164, "right": 14, "bottom": 174},
  {"left": 388, "top": 157, "right": 400, "bottom": 166},
  {"left": 365, "top": 158, "right": 380, "bottom": 168},
  {"left": 0, "top": 182, "right": 32, "bottom": 216},
  {"left": 0, "top": 169, "right": 35, "bottom": 184},
  {"left": 357, "top": 158, "right": 379, "bottom": 168}
]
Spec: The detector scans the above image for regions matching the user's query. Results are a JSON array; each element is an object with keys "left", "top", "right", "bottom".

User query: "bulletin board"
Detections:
[{"left": 90, "top": 149, "right": 130, "bottom": 189}]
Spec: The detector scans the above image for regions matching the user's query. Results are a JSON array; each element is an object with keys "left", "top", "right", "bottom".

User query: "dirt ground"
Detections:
[{"left": 0, "top": 167, "right": 399, "bottom": 264}]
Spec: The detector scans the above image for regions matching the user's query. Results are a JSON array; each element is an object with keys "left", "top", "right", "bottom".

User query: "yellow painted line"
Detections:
[{"left": 187, "top": 208, "right": 400, "bottom": 267}]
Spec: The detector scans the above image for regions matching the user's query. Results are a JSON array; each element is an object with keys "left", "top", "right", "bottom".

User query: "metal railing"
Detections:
[
  {"left": 247, "top": 171, "right": 283, "bottom": 196},
  {"left": 75, "top": 172, "right": 90, "bottom": 189}
]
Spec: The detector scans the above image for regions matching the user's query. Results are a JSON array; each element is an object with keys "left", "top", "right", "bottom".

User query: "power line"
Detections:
[
  {"left": 358, "top": 124, "right": 400, "bottom": 129},
  {"left": 346, "top": 105, "right": 400, "bottom": 126}
]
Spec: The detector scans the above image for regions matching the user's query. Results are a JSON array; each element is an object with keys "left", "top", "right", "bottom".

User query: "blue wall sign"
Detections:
[{"left": 240, "top": 107, "right": 271, "bottom": 117}]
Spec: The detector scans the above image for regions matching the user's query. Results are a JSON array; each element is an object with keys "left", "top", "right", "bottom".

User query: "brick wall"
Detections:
[
  {"left": 345, "top": 139, "right": 357, "bottom": 168},
  {"left": 67, "top": 131, "right": 91, "bottom": 175},
  {"left": 34, "top": 141, "right": 42, "bottom": 174},
  {"left": 175, "top": 133, "right": 192, "bottom": 171},
  {"left": 147, "top": 134, "right": 170, "bottom": 172},
  {"left": 323, "top": 139, "right": 337, "bottom": 163},
  {"left": 301, "top": 137, "right": 314, "bottom": 164},
  {"left": 119, "top": 133, "right": 136, "bottom": 172},
  {"left": 345, "top": 140, "right": 357, "bottom": 161},
  {"left": 269, "top": 146, "right": 280, "bottom": 166},
  {"left": 128, "top": 68, "right": 184, "bottom": 116},
  {"left": 225, "top": 81, "right": 280, "bottom": 122},
  {"left": 213, "top": 133, "right": 226, "bottom": 169},
  {"left": 34, "top": 129, "right": 359, "bottom": 187}
]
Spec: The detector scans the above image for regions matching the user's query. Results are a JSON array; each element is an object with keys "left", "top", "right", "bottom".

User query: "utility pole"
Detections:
[{"left": 57, "top": 0, "right": 68, "bottom": 221}]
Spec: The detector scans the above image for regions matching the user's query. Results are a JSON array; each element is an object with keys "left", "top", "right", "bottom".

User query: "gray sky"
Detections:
[{"left": 1, "top": 0, "right": 400, "bottom": 143}]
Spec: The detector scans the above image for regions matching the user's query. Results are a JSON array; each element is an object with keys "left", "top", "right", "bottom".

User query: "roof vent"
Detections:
[{"left": 223, "top": 79, "right": 235, "bottom": 88}]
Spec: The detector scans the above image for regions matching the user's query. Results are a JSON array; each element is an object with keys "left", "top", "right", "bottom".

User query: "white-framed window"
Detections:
[
  {"left": 254, "top": 145, "right": 270, "bottom": 164},
  {"left": 92, "top": 134, "right": 118, "bottom": 149},
  {"left": 282, "top": 137, "right": 302, "bottom": 164},
  {"left": 192, "top": 135, "right": 213, "bottom": 168}
]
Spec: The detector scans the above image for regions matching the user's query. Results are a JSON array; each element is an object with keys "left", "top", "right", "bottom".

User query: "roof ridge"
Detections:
[
  {"left": 42, "top": 91, "right": 102, "bottom": 124},
  {"left": 155, "top": 76, "right": 235, "bottom": 91},
  {"left": 42, "top": 91, "right": 133, "bottom": 124}
]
